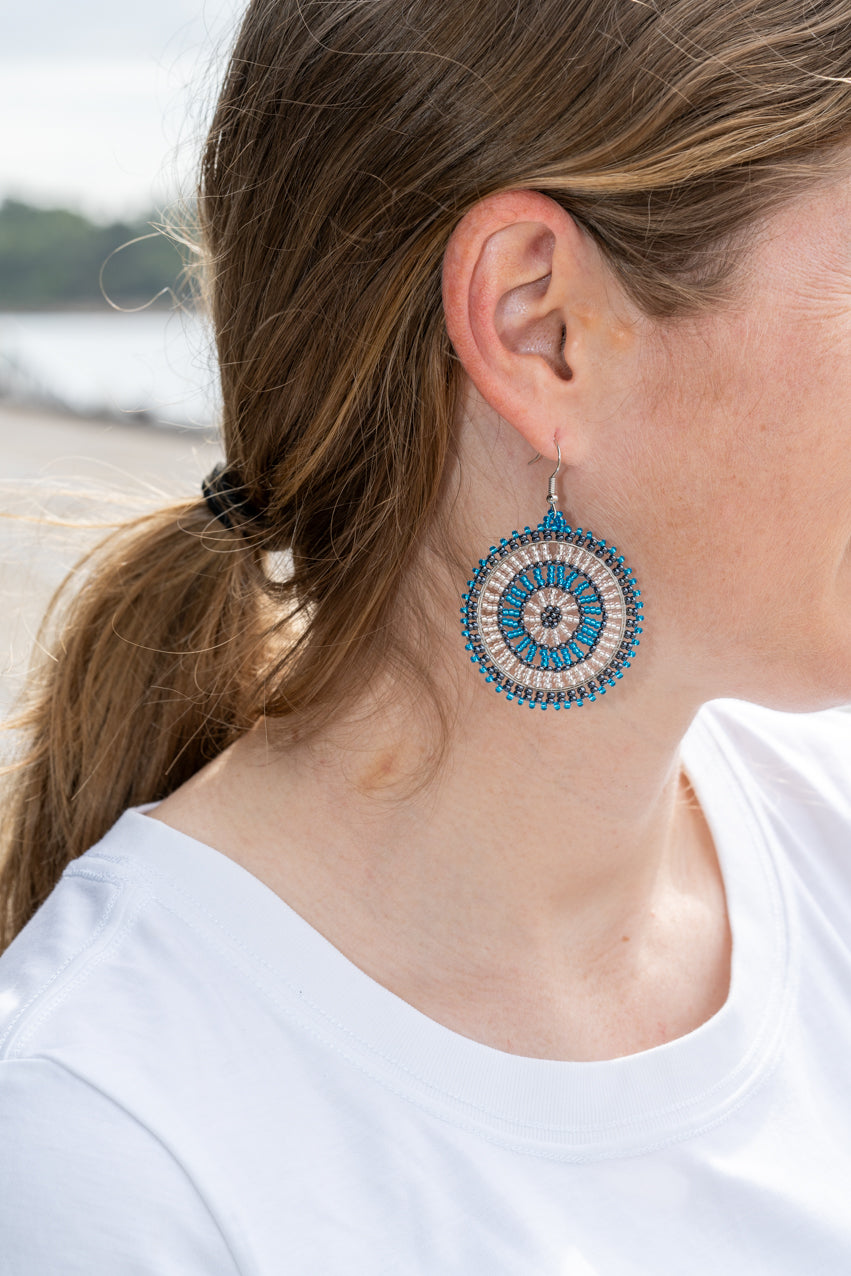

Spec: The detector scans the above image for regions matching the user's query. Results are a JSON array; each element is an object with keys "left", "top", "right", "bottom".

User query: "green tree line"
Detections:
[{"left": 0, "top": 199, "right": 192, "bottom": 310}]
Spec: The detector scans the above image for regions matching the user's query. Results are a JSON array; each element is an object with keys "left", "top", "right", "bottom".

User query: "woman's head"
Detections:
[
  {"left": 199, "top": 0, "right": 851, "bottom": 721},
  {"left": 4, "top": 0, "right": 851, "bottom": 946}
]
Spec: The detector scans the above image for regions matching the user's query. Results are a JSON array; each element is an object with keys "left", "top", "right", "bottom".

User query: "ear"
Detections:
[{"left": 442, "top": 189, "right": 619, "bottom": 465}]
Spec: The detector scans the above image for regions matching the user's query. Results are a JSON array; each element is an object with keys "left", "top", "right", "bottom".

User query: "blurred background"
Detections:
[{"left": 1, "top": 0, "right": 245, "bottom": 711}]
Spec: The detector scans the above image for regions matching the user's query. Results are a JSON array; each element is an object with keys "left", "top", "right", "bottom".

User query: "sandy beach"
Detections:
[{"left": 0, "top": 403, "right": 222, "bottom": 714}]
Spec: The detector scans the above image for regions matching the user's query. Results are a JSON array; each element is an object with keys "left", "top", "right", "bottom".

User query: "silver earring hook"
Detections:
[
  {"left": 527, "top": 436, "right": 562, "bottom": 512},
  {"left": 546, "top": 440, "right": 561, "bottom": 511}
]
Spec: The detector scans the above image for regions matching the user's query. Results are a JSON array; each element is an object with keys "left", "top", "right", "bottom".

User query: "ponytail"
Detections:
[{"left": 0, "top": 500, "right": 264, "bottom": 949}]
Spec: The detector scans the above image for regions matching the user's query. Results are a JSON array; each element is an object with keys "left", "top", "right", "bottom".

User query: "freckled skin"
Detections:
[{"left": 566, "top": 169, "right": 851, "bottom": 712}]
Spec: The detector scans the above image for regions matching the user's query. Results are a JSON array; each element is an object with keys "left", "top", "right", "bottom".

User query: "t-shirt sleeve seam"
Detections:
[
  {"left": 1, "top": 878, "right": 153, "bottom": 1061},
  {"left": 0, "top": 870, "right": 127, "bottom": 1059}
]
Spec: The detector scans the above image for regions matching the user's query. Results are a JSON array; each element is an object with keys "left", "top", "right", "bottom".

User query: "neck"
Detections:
[
  {"left": 154, "top": 660, "right": 731, "bottom": 1058},
  {"left": 255, "top": 672, "right": 703, "bottom": 961}
]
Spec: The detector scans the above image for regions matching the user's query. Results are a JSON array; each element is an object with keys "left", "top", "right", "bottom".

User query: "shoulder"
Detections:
[
  {"left": 0, "top": 818, "right": 150, "bottom": 1062},
  {"left": 0, "top": 813, "right": 245, "bottom": 1272},
  {"left": 0, "top": 809, "right": 238, "bottom": 1071}
]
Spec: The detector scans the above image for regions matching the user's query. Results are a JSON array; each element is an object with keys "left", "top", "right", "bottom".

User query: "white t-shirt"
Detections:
[{"left": 1, "top": 698, "right": 851, "bottom": 1275}]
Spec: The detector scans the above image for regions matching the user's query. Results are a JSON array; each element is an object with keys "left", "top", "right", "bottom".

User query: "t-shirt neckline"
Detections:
[{"left": 91, "top": 704, "right": 794, "bottom": 1162}]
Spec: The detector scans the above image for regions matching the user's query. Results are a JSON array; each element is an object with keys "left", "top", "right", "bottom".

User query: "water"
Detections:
[{"left": 0, "top": 309, "right": 220, "bottom": 429}]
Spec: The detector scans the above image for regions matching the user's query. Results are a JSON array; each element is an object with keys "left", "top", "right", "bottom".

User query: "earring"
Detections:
[{"left": 460, "top": 441, "right": 643, "bottom": 710}]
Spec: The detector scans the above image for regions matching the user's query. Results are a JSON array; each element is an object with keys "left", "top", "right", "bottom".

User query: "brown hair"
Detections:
[{"left": 3, "top": 0, "right": 851, "bottom": 949}]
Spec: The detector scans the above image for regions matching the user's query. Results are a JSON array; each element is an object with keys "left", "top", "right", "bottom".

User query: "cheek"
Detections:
[
  {"left": 660, "top": 301, "right": 851, "bottom": 538},
  {"left": 621, "top": 313, "right": 851, "bottom": 693}
]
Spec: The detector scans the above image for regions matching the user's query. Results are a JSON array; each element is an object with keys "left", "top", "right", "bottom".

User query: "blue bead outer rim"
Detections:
[{"left": 460, "top": 508, "right": 644, "bottom": 710}]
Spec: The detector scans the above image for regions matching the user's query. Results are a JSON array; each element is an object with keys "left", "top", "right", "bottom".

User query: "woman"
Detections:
[{"left": 2, "top": 0, "right": 851, "bottom": 1270}]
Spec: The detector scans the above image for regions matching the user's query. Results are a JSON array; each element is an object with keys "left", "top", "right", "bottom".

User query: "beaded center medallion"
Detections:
[{"left": 461, "top": 508, "right": 643, "bottom": 709}]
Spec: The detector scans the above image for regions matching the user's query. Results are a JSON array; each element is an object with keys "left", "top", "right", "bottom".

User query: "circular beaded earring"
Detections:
[{"left": 460, "top": 443, "right": 643, "bottom": 710}]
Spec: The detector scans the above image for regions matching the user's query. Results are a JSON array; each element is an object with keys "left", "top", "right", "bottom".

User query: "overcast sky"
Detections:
[{"left": 2, "top": 0, "right": 246, "bottom": 219}]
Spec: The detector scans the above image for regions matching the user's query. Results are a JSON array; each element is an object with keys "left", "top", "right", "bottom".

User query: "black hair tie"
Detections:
[{"left": 201, "top": 461, "right": 262, "bottom": 532}]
